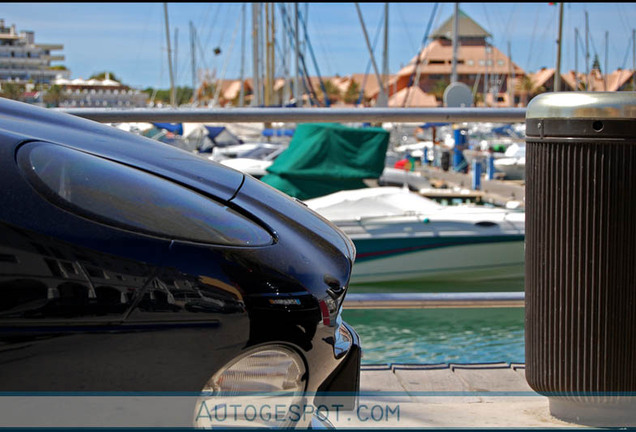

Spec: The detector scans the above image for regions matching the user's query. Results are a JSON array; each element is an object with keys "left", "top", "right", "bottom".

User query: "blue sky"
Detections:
[{"left": 3, "top": 3, "right": 635, "bottom": 89}]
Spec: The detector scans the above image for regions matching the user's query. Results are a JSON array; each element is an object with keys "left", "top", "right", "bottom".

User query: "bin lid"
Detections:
[{"left": 527, "top": 92, "right": 636, "bottom": 120}]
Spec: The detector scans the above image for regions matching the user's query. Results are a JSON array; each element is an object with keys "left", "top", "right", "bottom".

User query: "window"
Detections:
[{"left": 19, "top": 143, "right": 272, "bottom": 246}]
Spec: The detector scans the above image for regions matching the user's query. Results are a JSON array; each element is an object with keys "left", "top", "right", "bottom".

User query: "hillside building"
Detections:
[
  {"left": 381, "top": 10, "right": 526, "bottom": 107},
  {"left": 52, "top": 74, "right": 148, "bottom": 108},
  {"left": 0, "top": 19, "right": 70, "bottom": 85}
]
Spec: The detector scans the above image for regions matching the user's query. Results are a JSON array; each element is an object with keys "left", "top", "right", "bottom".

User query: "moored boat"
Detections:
[{"left": 306, "top": 187, "right": 525, "bottom": 285}]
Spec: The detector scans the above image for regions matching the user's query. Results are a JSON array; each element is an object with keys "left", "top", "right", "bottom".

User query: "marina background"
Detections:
[{"left": 2, "top": 2, "right": 635, "bottom": 91}]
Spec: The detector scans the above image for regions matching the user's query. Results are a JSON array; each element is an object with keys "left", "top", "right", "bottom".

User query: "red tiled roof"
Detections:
[{"left": 388, "top": 86, "right": 439, "bottom": 107}]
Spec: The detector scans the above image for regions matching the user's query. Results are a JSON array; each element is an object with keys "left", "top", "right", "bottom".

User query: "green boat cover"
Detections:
[{"left": 261, "top": 123, "right": 390, "bottom": 200}]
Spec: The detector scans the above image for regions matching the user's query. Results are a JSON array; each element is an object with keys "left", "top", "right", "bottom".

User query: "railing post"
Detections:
[
  {"left": 471, "top": 157, "right": 482, "bottom": 190},
  {"left": 452, "top": 127, "right": 467, "bottom": 172},
  {"left": 525, "top": 92, "right": 636, "bottom": 427},
  {"left": 486, "top": 152, "right": 495, "bottom": 180}
]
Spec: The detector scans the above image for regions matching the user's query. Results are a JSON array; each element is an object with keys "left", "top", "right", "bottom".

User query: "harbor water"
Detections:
[{"left": 344, "top": 279, "right": 525, "bottom": 365}]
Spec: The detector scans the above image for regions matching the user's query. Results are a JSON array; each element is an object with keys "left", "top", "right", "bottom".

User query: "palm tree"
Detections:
[
  {"left": 430, "top": 80, "right": 448, "bottom": 102},
  {"left": 343, "top": 81, "right": 361, "bottom": 104},
  {"left": 315, "top": 79, "right": 341, "bottom": 105},
  {"left": 196, "top": 81, "right": 215, "bottom": 104},
  {"left": 43, "top": 84, "right": 64, "bottom": 107},
  {"left": 473, "top": 92, "right": 484, "bottom": 106},
  {"left": 89, "top": 71, "right": 123, "bottom": 83},
  {"left": 516, "top": 75, "right": 535, "bottom": 106},
  {"left": 1, "top": 83, "right": 25, "bottom": 101}
]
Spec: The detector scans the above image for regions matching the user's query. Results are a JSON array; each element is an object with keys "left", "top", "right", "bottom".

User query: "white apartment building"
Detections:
[
  {"left": 53, "top": 75, "right": 149, "bottom": 108},
  {"left": 0, "top": 19, "right": 70, "bottom": 85}
]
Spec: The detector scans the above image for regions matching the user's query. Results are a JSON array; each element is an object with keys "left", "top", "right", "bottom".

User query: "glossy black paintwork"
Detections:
[{"left": 0, "top": 97, "right": 357, "bottom": 395}]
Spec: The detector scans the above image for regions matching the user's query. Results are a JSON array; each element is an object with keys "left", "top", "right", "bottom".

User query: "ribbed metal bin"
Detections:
[{"left": 525, "top": 92, "right": 636, "bottom": 426}]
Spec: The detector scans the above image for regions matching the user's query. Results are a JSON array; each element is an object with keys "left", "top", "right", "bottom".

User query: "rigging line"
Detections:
[
  {"left": 502, "top": 4, "right": 519, "bottom": 46},
  {"left": 213, "top": 12, "right": 241, "bottom": 106},
  {"left": 357, "top": 8, "right": 385, "bottom": 106},
  {"left": 200, "top": 2, "right": 223, "bottom": 57},
  {"left": 274, "top": 4, "right": 289, "bottom": 82},
  {"left": 536, "top": 5, "right": 558, "bottom": 68},
  {"left": 616, "top": 4, "right": 632, "bottom": 36},
  {"left": 195, "top": 3, "right": 213, "bottom": 39},
  {"left": 203, "top": 2, "right": 228, "bottom": 51},
  {"left": 298, "top": 6, "right": 331, "bottom": 107},
  {"left": 156, "top": 10, "right": 166, "bottom": 90},
  {"left": 306, "top": 5, "right": 335, "bottom": 77},
  {"left": 277, "top": 5, "right": 313, "bottom": 105},
  {"left": 589, "top": 32, "right": 600, "bottom": 68},
  {"left": 403, "top": 2, "right": 439, "bottom": 108},
  {"left": 151, "top": 10, "right": 164, "bottom": 105},
  {"left": 277, "top": 4, "right": 321, "bottom": 106},
  {"left": 525, "top": 6, "right": 542, "bottom": 70},
  {"left": 355, "top": 3, "right": 389, "bottom": 106},
  {"left": 395, "top": 3, "right": 418, "bottom": 55},
  {"left": 481, "top": 3, "right": 495, "bottom": 39},
  {"left": 174, "top": 29, "right": 182, "bottom": 86},
  {"left": 133, "top": 4, "right": 155, "bottom": 77},
  {"left": 620, "top": 35, "right": 632, "bottom": 71},
  {"left": 195, "top": 29, "right": 211, "bottom": 81}
]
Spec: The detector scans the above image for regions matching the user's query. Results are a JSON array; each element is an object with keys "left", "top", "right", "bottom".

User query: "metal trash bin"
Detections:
[{"left": 525, "top": 92, "right": 636, "bottom": 426}]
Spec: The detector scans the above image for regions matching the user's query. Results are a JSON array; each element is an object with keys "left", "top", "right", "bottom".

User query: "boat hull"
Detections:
[{"left": 349, "top": 236, "right": 524, "bottom": 285}]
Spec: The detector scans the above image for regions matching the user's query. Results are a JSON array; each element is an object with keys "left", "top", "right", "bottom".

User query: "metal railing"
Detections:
[
  {"left": 59, "top": 107, "right": 527, "bottom": 124},
  {"left": 343, "top": 292, "right": 524, "bottom": 309},
  {"left": 61, "top": 106, "right": 527, "bottom": 310}
]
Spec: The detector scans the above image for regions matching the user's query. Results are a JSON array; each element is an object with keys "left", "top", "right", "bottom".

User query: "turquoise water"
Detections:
[{"left": 342, "top": 307, "right": 525, "bottom": 365}]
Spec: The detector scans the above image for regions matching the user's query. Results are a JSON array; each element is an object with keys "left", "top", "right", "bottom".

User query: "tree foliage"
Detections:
[
  {"left": 315, "top": 79, "right": 341, "bottom": 105},
  {"left": 430, "top": 79, "right": 449, "bottom": 101},
  {"left": 89, "top": 71, "right": 123, "bottom": 83},
  {"left": 43, "top": 84, "right": 64, "bottom": 107},
  {"left": 0, "top": 82, "right": 25, "bottom": 101},
  {"left": 143, "top": 86, "right": 194, "bottom": 106},
  {"left": 343, "top": 80, "right": 361, "bottom": 104}
]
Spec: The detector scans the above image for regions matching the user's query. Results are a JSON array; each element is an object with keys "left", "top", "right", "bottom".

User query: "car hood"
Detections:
[{"left": 0, "top": 98, "right": 243, "bottom": 202}]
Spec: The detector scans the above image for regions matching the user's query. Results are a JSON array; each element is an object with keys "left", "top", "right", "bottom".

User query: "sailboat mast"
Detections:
[
  {"left": 252, "top": 3, "right": 261, "bottom": 106},
  {"left": 381, "top": 2, "right": 389, "bottom": 106},
  {"left": 163, "top": 3, "right": 176, "bottom": 107},
  {"left": 264, "top": 3, "right": 271, "bottom": 106},
  {"left": 604, "top": 31, "right": 608, "bottom": 91},
  {"left": 239, "top": 3, "right": 246, "bottom": 107},
  {"left": 554, "top": 2, "right": 563, "bottom": 92},
  {"left": 507, "top": 41, "right": 514, "bottom": 106},
  {"left": 190, "top": 22, "right": 197, "bottom": 105},
  {"left": 294, "top": 3, "right": 301, "bottom": 107},
  {"left": 585, "top": 11, "right": 590, "bottom": 90},
  {"left": 575, "top": 28, "right": 579, "bottom": 91},
  {"left": 174, "top": 28, "right": 178, "bottom": 100},
  {"left": 451, "top": 2, "right": 459, "bottom": 84},
  {"left": 355, "top": 3, "right": 388, "bottom": 107}
]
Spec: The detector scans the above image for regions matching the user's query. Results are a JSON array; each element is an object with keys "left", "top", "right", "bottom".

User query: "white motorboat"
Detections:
[
  {"left": 494, "top": 142, "right": 526, "bottom": 180},
  {"left": 305, "top": 187, "right": 525, "bottom": 285},
  {"left": 219, "top": 144, "right": 287, "bottom": 178}
]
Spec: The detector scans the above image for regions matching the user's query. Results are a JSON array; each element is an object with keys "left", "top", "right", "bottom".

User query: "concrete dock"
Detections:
[
  {"left": 417, "top": 165, "right": 525, "bottom": 209},
  {"left": 330, "top": 363, "right": 585, "bottom": 428}
]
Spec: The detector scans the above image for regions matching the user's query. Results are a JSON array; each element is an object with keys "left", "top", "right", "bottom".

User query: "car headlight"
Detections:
[
  {"left": 195, "top": 345, "right": 307, "bottom": 428},
  {"left": 18, "top": 142, "right": 272, "bottom": 246}
]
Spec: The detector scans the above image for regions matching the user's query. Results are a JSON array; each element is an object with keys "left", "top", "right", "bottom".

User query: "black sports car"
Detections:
[{"left": 0, "top": 97, "right": 360, "bottom": 428}]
